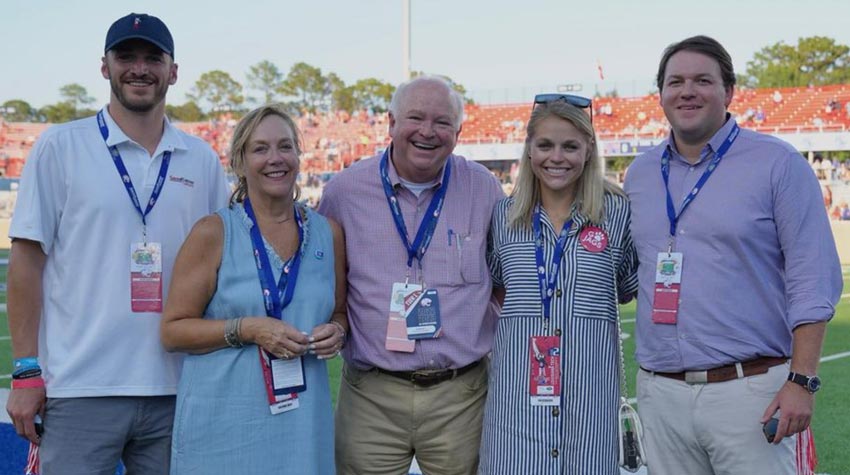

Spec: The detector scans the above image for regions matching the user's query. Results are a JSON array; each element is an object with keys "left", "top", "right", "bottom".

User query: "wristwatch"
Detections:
[{"left": 787, "top": 372, "right": 821, "bottom": 394}]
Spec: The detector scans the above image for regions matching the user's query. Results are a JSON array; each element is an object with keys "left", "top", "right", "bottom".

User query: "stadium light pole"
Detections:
[{"left": 402, "top": 0, "right": 411, "bottom": 80}]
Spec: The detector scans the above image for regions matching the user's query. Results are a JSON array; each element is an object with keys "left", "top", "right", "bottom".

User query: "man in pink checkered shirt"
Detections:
[{"left": 319, "top": 75, "right": 503, "bottom": 475}]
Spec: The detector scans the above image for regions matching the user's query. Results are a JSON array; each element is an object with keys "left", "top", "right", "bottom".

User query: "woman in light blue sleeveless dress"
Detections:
[{"left": 161, "top": 105, "right": 347, "bottom": 475}]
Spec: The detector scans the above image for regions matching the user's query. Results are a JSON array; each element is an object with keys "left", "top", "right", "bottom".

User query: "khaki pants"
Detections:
[
  {"left": 637, "top": 363, "right": 797, "bottom": 475},
  {"left": 335, "top": 361, "right": 488, "bottom": 475}
]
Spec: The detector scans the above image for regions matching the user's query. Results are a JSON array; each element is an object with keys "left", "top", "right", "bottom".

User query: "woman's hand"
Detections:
[
  {"left": 309, "top": 321, "right": 346, "bottom": 360},
  {"left": 242, "top": 317, "right": 309, "bottom": 359}
]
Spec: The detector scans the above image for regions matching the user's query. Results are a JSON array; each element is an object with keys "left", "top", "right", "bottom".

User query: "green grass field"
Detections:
[{"left": 1, "top": 253, "right": 848, "bottom": 474}]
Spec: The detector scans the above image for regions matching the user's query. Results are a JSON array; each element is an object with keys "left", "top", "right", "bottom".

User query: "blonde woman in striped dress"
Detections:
[{"left": 480, "top": 96, "right": 638, "bottom": 474}]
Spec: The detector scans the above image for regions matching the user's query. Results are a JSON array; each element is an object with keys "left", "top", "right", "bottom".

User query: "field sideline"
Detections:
[{"left": 0, "top": 257, "right": 848, "bottom": 474}]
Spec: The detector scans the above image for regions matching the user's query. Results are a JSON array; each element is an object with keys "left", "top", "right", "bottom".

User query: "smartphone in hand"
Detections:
[{"left": 763, "top": 417, "right": 779, "bottom": 443}]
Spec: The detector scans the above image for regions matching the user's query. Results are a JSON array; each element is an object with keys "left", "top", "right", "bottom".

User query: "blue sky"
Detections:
[{"left": 3, "top": 0, "right": 850, "bottom": 107}]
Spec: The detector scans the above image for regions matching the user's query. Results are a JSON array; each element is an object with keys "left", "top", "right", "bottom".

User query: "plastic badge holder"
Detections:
[{"left": 618, "top": 398, "right": 647, "bottom": 472}]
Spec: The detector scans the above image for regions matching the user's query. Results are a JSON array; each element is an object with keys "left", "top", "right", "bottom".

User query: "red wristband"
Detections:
[{"left": 11, "top": 377, "right": 45, "bottom": 389}]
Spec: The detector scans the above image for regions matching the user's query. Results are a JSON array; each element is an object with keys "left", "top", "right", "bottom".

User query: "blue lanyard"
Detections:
[
  {"left": 532, "top": 205, "right": 573, "bottom": 323},
  {"left": 379, "top": 148, "right": 451, "bottom": 269},
  {"left": 661, "top": 123, "right": 739, "bottom": 240},
  {"left": 244, "top": 198, "right": 304, "bottom": 319},
  {"left": 96, "top": 111, "right": 171, "bottom": 236}
]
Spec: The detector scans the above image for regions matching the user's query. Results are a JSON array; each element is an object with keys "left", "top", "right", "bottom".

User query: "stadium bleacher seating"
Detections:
[{"left": 2, "top": 84, "right": 850, "bottom": 178}]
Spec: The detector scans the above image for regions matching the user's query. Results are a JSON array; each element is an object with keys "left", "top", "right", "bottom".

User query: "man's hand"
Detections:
[
  {"left": 761, "top": 381, "right": 814, "bottom": 444},
  {"left": 7, "top": 386, "right": 46, "bottom": 444}
]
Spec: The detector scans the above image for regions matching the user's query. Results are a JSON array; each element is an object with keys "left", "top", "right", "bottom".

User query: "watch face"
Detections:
[{"left": 808, "top": 376, "right": 822, "bottom": 392}]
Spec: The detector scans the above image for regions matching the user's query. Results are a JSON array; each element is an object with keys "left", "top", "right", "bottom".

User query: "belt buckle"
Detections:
[
  {"left": 411, "top": 371, "right": 438, "bottom": 387},
  {"left": 684, "top": 370, "right": 708, "bottom": 384},
  {"left": 412, "top": 369, "right": 451, "bottom": 387}
]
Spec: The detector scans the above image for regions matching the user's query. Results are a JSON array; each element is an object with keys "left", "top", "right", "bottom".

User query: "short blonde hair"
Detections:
[
  {"left": 508, "top": 100, "right": 623, "bottom": 228},
  {"left": 229, "top": 104, "right": 302, "bottom": 204}
]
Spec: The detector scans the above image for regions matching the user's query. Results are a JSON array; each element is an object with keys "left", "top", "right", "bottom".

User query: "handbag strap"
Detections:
[{"left": 603, "top": 223, "right": 630, "bottom": 402}]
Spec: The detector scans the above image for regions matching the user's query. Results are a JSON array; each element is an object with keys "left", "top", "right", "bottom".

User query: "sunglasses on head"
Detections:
[{"left": 533, "top": 93, "right": 593, "bottom": 122}]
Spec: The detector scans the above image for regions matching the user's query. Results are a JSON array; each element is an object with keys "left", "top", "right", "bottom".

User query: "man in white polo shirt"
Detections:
[{"left": 5, "top": 13, "right": 229, "bottom": 474}]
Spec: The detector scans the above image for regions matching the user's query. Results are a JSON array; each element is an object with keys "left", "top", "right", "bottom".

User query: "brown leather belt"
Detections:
[
  {"left": 644, "top": 356, "right": 787, "bottom": 384},
  {"left": 374, "top": 360, "right": 481, "bottom": 388}
]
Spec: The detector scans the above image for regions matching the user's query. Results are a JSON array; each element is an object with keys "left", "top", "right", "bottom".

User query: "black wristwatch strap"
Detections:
[{"left": 787, "top": 372, "right": 821, "bottom": 393}]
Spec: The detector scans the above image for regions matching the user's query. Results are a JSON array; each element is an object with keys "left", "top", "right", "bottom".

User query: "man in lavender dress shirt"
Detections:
[
  {"left": 625, "top": 35, "right": 841, "bottom": 475},
  {"left": 318, "top": 75, "right": 503, "bottom": 475}
]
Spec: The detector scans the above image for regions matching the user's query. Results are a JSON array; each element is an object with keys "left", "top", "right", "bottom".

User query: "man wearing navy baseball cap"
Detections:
[
  {"left": 5, "top": 12, "right": 229, "bottom": 474},
  {"left": 101, "top": 13, "right": 176, "bottom": 117}
]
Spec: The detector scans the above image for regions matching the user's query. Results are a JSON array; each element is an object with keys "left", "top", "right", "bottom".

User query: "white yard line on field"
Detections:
[{"left": 821, "top": 351, "right": 850, "bottom": 363}]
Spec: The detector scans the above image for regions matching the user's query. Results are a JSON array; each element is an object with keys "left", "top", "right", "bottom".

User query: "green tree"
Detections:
[
  {"left": 327, "top": 73, "right": 357, "bottom": 113},
  {"left": 740, "top": 36, "right": 850, "bottom": 88},
  {"left": 281, "top": 62, "right": 330, "bottom": 112},
  {"left": 59, "top": 83, "right": 95, "bottom": 112},
  {"left": 350, "top": 78, "right": 395, "bottom": 112},
  {"left": 39, "top": 101, "right": 77, "bottom": 123},
  {"left": 188, "top": 70, "right": 245, "bottom": 113},
  {"left": 1, "top": 99, "right": 37, "bottom": 122},
  {"left": 166, "top": 101, "right": 206, "bottom": 122},
  {"left": 246, "top": 60, "right": 284, "bottom": 105}
]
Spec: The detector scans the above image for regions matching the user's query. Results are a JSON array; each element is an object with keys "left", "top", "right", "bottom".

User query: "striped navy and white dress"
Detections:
[{"left": 479, "top": 193, "right": 638, "bottom": 475}]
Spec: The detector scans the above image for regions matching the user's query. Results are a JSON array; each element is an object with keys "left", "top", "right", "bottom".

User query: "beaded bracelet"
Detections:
[{"left": 224, "top": 317, "right": 244, "bottom": 348}]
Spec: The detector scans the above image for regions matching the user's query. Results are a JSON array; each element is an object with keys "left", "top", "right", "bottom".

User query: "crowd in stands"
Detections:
[
  {"left": 813, "top": 154, "right": 849, "bottom": 182},
  {"left": 178, "top": 108, "right": 391, "bottom": 179},
  {"left": 814, "top": 154, "right": 850, "bottom": 220},
  {"left": 830, "top": 200, "right": 850, "bottom": 220},
  {"left": 3, "top": 84, "right": 850, "bottom": 180},
  {"left": 0, "top": 118, "right": 41, "bottom": 176}
]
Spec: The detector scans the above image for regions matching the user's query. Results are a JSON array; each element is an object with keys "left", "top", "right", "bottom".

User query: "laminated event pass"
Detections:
[
  {"left": 130, "top": 242, "right": 162, "bottom": 312},
  {"left": 386, "top": 282, "right": 419, "bottom": 352},
  {"left": 260, "top": 348, "right": 305, "bottom": 415},
  {"left": 529, "top": 336, "right": 561, "bottom": 406},
  {"left": 403, "top": 288, "right": 442, "bottom": 339},
  {"left": 652, "top": 252, "right": 683, "bottom": 324}
]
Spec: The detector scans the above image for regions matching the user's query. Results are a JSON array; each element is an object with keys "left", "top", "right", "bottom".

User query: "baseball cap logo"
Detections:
[{"left": 133, "top": 17, "right": 141, "bottom": 30}]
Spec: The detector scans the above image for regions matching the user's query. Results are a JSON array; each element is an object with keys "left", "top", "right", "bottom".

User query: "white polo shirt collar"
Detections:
[{"left": 99, "top": 106, "right": 189, "bottom": 157}]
